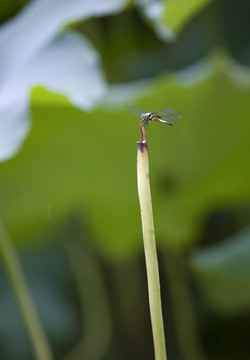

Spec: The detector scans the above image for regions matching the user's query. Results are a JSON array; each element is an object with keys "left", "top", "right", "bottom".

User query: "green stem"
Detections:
[
  {"left": 137, "top": 124, "right": 167, "bottom": 360},
  {"left": 164, "top": 251, "right": 205, "bottom": 360},
  {"left": 62, "top": 216, "right": 112, "bottom": 360},
  {"left": 0, "top": 218, "right": 53, "bottom": 360}
]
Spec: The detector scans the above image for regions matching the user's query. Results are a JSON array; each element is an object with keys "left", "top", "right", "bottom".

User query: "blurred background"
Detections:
[{"left": 0, "top": 0, "right": 250, "bottom": 359}]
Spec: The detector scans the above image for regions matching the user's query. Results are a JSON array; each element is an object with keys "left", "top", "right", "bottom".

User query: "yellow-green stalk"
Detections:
[
  {"left": 0, "top": 218, "right": 53, "bottom": 360},
  {"left": 137, "top": 122, "right": 167, "bottom": 360}
]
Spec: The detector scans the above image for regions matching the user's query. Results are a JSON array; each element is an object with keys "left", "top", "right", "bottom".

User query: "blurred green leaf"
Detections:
[
  {"left": 0, "top": 31, "right": 107, "bottom": 162},
  {"left": 0, "top": 0, "right": 28, "bottom": 24},
  {"left": 1, "top": 54, "right": 250, "bottom": 259},
  {"left": 189, "top": 226, "right": 250, "bottom": 314},
  {"left": 0, "top": 0, "right": 125, "bottom": 162},
  {"left": 135, "top": 0, "right": 176, "bottom": 42},
  {"left": 0, "top": 0, "right": 125, "bottom": 78},
  {"left": 163, "top": 0, "right": 214, "bottom": 34}
]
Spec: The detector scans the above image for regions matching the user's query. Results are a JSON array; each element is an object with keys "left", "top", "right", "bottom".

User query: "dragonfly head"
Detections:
[
  {"left": 141, "top": 112, "right": 151, "bottom": 120},
  {"left": 140, "top": 112, "right": 151, "bottom": 128}
]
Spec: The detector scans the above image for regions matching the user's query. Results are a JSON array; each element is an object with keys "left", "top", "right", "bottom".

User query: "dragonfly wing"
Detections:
[
  {"left": 155, "top": 108, "right": 174, "bottom": 115},
  {"left": 160, "top": 114, "right": 182, "bottom": 120},
  {"left": 125, "top": 105, "right": 145, "bottom": 115}
]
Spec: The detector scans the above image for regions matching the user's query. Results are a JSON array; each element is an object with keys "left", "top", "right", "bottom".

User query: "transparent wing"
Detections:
[
  {"left": 155, "top": 108, "right": 174, "bottom": 115},
  {"left": 125, "top": 105, "right": 146, "bottom": 115},
  {"left": 160, "top": 114, "right": 182, "bottom": 120}
]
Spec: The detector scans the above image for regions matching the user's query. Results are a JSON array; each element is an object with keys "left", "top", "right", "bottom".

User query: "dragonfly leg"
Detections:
[{"left": 142, "top": 119, "right": 149, "bottom": 129}]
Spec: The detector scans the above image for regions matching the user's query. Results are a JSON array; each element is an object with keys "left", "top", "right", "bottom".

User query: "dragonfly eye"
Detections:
[{"left": 141, "top": 114, "right": 144, "bottom": 119}]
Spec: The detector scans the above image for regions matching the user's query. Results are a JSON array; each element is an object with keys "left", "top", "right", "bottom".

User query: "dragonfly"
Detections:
[{"left": 125, "top": 105, "right": 182, "bottom": 128}]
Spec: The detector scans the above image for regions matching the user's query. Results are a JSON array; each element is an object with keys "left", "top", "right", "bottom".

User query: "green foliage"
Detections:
[
  {"left": 1, "top": 1, "right": 250, "bottom": 358},
  {"left": 1, "top": 55, "right": 250, "bottom": 259},
  {"left": 163, "top": 0, "right": 214, "bottom": 34},
  {"left": 189, "top": 226, "right": 250, "bottom": 314},
  {"left": 0, "top": 0, "right": 125, "bottom": 161}
]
